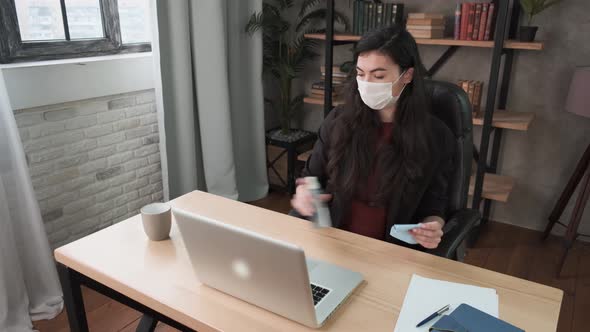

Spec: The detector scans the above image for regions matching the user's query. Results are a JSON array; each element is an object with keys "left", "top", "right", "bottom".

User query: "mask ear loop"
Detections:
[{"left": 393, "top": 70, "right": 408, "bottom": 98}]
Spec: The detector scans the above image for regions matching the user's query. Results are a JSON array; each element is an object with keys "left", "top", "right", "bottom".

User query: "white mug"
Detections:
[{"left": 140, "top": 203, "right": 171, "bottom": 241}]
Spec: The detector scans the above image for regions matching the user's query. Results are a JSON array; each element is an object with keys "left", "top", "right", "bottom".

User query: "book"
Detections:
[
  {"left": 392, "top": 4, "right": 404, "bottom": 25},
  {"left": 312, "top": 81, "right": 344, "bottom": 90},
  {"left": 368, "top": 2, "right": 375, "bottom": 31},
  {"left": 406, "top": 18, "right": 445, "bottom": 26},
  {"left": 454, "top": 4, "right": 461, "bottom": 40},
  {"left": 407, "top": 29, "right": 444, "bottom": 39},
  {"left": 484, "top": 3, "right": 496, "bottom": 41},
  {"left": 320, "top": 65, "right": 348, "bottom": 75},
  {"left": 384, "top": 3, "right": 392, "bottom": 29},
  {"left": 320, "top": 76, "right": 347, "bottom": 84},
  {"left": 358, "top": 1, "right": 366, "bottom": 35},
  {"left": 408, "top": 13, "right": 445, "bottom": 19},
  {"left": 320, "top": 70, "right": 348, "bottom": 77},
  {"left": 363, "top": 2, "right": 370, "bottom": 34},
  {"left": 311, "top": 89, "right": 341, "bottom": 97},
  {"left": 467, "top": 81, "right": 476, "bottom": 112},
  {"left": 478, "top": 3, "right": 489, "bottom": 41},
  {"left": 472, "top": 3, "right": 482, "bottom": 41},
  {"left": 376, "top": 3, "right": 383, "bottom": 28},
  {"left": 353, "top": 1, "right": 359, "bottom": 35},
  {"left": 473, "top": 81, "right": 483, "bottom": 116},
  {"left": 461, "top": 80, "right": 470, "bottom": 98},
  {"left": 466, "top": 4, "right": 475, "bottom": 41},
  {"left": 460, "top": 3, "right": 469, "bottom": 40},
  {"left": 406, "top": 25, "right": 444, "bottom": 31},
  {"left": 430, "top": 304, "right": 524, "bottom": 332}
]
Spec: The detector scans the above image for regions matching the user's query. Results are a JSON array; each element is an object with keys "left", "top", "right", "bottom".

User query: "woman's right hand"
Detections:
[
  {"left": 291, "top": 178, "right": 333, "bottom": 217},
  {"left": 290, "top": 178, "right": 333, "bottom": 217}
]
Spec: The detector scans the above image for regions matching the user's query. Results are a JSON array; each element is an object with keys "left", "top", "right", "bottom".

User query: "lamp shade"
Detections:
[{"left": 565, "top": 67, "right": 590, "bottom": 118}]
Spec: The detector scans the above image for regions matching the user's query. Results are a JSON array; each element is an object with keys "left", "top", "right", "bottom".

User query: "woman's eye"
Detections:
[{"left": 375, "top": 76, "right": 384, "bottom": 80}]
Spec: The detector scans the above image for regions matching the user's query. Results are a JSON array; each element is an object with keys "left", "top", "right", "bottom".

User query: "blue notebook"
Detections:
[{"left": 429, "top": 304, "right": 524, "bottom": 332}]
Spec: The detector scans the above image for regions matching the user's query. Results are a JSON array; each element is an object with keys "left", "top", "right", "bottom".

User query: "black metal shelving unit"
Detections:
[{"left": 306, "top": 0, "right": 543, "bottom": 239}]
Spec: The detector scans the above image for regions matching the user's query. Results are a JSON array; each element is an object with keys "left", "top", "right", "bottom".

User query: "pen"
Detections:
[{"left": 416, "top": 304, "right": 450, "bottom": 328}]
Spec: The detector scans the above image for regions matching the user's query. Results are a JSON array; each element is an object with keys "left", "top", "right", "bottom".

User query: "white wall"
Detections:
[{"left": 1, "top": 53, "right": 155, "bottom": 110}]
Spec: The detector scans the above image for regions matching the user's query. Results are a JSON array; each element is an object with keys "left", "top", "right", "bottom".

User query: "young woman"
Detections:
[{"left": 291, "top": 25, "right": 456, "bottom": 250}]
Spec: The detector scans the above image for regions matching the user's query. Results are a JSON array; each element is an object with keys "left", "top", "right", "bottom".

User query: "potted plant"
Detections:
[
  {"left": 245, "top": 0, "right": 350, "bottom": 137},
  {"left": 518, "top": 0, "right": 562, "bottom": 42}
]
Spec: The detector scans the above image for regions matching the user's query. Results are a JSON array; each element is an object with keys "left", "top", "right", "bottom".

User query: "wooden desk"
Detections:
[{"left": 55, "top": 191, "right": 563, "bottom": 332}]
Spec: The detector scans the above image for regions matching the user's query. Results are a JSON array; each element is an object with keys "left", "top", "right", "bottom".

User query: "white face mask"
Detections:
[{"left": 356, "top": 70, "right": 407, "bottom": 110}]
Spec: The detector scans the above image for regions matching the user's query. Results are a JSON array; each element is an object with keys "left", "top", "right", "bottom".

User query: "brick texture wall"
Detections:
[{"left": 14, "top": 89, "right": 163, "bottom": 248}]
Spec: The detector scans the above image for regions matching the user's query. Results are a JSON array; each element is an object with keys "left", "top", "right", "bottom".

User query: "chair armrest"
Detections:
[{"left": 429, "top": 208, "right": 481, "bottom": 259}]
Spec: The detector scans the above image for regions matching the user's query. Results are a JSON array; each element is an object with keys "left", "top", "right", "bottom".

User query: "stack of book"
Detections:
[
  {"left": 353, "top": 1, "right": 404, "bottom": 35},
  {"left": 311, "top": 65, "right": 348, "bottom": 98},
  {"left": 406, "top": 13, "right": 445, "bottom": 39},
  {"left": 458, "top": 80, "right": 484, "bottom": 117},
  {"left": 454, "top": 2, "right": 496, "bottom": 41},
  {"left": 320, "top": 65, "right": 348, "bottom": 85},
  {"left": 310, "top": 82, "right": 344, "bottom": 98}
]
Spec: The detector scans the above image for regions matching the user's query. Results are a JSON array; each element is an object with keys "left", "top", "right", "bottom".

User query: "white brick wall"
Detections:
[{"left": 14, "top": 89, "right": 163, "bottom": 248}]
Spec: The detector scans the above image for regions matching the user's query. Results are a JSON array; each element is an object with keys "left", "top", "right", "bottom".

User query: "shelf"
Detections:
[
  {"left": 304, "top": 96, "right": 345, "bottom": 106},
  {"left": 469, "top": 173, "right": 515, "bottom": 203},
  {"left": 473, "top": 110, "right": 535, "bottom": 131},
  {"left": 298, "top": 150, "right": 312, "bottom": 162},
  {"left": 304, "top": 34, "right": 544, "bottom": 51}
]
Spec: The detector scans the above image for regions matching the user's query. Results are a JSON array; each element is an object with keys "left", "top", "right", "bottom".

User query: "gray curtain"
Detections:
[
  {"left": 151, "top": 0, "right": 268, "bottom": 201},
  {"left": 0, "top": 72, "right": 63, "bottom": 331}
]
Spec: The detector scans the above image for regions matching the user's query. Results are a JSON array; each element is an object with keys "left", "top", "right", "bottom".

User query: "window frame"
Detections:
[{"left": 0, "top": 0, "right": 151, "bottom": 64}]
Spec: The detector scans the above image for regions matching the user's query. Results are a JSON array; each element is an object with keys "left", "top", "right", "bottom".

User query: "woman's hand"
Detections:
[
  {"left": 410, "top": 218, "right": 444, "bottom": 249},
  {"left": 290, "top": 178, "right": 333, "bottom": 217}
]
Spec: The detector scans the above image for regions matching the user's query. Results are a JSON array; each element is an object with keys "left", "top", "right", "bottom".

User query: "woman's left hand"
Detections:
[{"left": 410, "top": 220, "right": 444, "bottom": 249}]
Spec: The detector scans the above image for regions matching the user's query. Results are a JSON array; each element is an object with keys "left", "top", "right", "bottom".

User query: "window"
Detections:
[{"left": 0, "top": 0, "right": 151, "bottom": 64}]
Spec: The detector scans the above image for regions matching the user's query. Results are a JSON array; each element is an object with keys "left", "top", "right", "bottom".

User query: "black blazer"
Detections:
[{"left": 301, "top": 105, "right": 456, "bottom": 249}]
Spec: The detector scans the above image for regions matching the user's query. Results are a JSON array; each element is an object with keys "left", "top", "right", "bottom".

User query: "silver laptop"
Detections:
[{"left": 173, "top": 207, "right": 363, "bottom": 328}]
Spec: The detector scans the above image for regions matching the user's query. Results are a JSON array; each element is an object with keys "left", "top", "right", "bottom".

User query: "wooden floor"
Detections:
[{"left": 34, "top": 191, "right": 590, "bottom": 332}]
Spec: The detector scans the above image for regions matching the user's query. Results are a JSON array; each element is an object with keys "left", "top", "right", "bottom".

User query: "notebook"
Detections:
[
  {"left": 430, "top": 303, "right": 524, "bottom": 332},
  {"left": 393, "top": 275, "right": 499, "bottom": 332}
]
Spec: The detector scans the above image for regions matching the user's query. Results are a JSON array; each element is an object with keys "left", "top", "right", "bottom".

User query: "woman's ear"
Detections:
[{"left": 402, "top": 67, "right": 414, "bottom": 84}]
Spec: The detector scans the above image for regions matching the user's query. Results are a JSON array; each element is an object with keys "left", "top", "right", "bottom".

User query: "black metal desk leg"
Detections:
[
  {"left": 57, "top": 264, "right": 89, "bottom": 332},
  {"left": 136, "top": 314, "right": 158, "bottom": 332},
  {"left": 287, "top": 147, "right": 296, "bottom": 194}
]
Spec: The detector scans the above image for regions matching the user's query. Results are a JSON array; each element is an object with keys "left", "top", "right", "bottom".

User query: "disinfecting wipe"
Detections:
[{"left": 305, "top": 176, "right": 332, "bottom": 228}]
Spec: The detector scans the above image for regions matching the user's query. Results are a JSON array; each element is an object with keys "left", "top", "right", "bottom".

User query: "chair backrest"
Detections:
[{"left": 424, "top": 80, "right": 473, "bottom": 212}]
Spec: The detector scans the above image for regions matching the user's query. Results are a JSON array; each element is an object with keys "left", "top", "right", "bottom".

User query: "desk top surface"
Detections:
[{"left": 55, "top": 191, "right": 563, "bottom": 332}]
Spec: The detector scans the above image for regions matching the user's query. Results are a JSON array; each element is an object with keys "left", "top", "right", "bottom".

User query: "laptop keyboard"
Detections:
[{"left": 310, "top": 283, "right": 330, "bottom": 306}]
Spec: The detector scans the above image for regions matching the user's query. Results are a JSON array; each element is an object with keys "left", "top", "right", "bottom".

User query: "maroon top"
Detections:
[{"left": 342, "top": 122, "right": 394, "bottom": 240}]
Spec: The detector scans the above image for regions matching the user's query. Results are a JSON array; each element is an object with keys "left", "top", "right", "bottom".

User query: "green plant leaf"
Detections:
[
  {"left": 296, "top": 8, "right": 351, "bottom": 32},
  {"left": 289, "top": 94, "right": 306, "bottom": 116},
  {"left": 290, "top": 35, "right": 319, "bottom": 74},
  {"left": 299, "top": 0, "right": 323, "bottom": 17},
  {"left": 245, "top": 12, "right": 264, "bottom": 34},
  {"left": 296, "top": 9, "right": 327, "bottom": 32},
  {"left": 333, "top": 11, "right": 352, "bottom": 32},
  {"left": 539, "top": 0, "right": 562, "bottom": 12},
  {"left": 519, "top": 0, "right": 534, "bottom": 15},
  {"left": 264, "top": 97, "right": 276, "bottom": 111},
  {"left": 263, "top": 2, "right": 281, "bottom": 18},
  {"left": 274, "top": 0, "right": 294, "bottom": 10}
]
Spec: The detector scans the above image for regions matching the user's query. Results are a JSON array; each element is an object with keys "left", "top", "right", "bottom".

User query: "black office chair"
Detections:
[
  {"left": 424, "top": 79, "right": 481, "bottom": 260},
  {"left": 291, "top": 80, "right": 481, "bottom": 261}
]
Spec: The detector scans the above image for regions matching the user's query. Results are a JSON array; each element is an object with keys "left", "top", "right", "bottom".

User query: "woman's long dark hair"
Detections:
[{"left": 326, "top": 24, "right": 431, "bottom": 205}]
